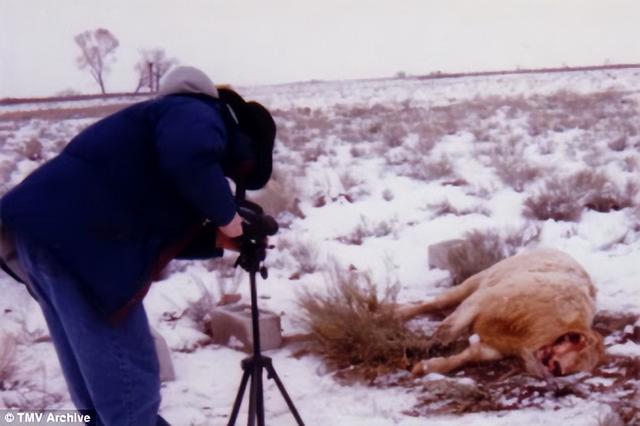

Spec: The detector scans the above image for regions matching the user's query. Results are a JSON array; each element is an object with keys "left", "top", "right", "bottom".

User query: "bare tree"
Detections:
[
  {"left": 74, "top": 28, "right": 119, "bottom": 94},
  {"left": 133, "top": 48, "right": 178, "bottom": 93}
]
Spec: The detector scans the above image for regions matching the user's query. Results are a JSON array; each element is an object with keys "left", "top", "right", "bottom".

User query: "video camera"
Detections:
[
  {"left": 237, "top": 200, "right": 278, "bottom": 241},
  {"left": 233, "top": 200, "right": 278, "bottom": 278}
]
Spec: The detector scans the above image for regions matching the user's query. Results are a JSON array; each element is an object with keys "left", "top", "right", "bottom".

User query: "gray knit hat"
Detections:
[{"left": 158, "top": 66, "right": 219, "bottom": 98}]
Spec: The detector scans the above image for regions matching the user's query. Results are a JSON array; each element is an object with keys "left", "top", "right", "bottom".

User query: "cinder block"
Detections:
[
  {"left": 428, "top": 239, "right": 468, "bottom": 271},
  {"left": 150, "top": 328, "right": 176, "bottom": 382},
  {"left": 208, "top": 304, "right": 282, "bottom": 353}
]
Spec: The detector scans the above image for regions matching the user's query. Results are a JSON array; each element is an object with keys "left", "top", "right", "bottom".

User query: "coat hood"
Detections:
[{"left": 157, "top": 66, "right": 219, "bottom": 98}]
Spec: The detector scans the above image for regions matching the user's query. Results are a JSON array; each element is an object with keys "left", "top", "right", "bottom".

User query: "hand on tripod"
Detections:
[
  {"left": 217, "top": 201, "right": 276, "bottom": 254},
  {"left": 215, "top": 231, "right": 244, "bottom": 252}
]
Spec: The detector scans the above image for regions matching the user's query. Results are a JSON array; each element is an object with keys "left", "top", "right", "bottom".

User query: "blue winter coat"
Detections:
[{"left": 1, "top": 94, "right": 237, "bottom": 318}]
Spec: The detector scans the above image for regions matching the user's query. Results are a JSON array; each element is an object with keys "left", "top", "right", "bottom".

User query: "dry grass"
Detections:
[
  {"left": 583, "top": 178, "right": 637, "bottom": 213},
  {"left": 427, "top": 199, "right": 490, "bottom": 217},
  {"left": 527, "top": 90, "right": 637, "bottom": 137},
  {"left": 249, "top": 168, "right": 306, "bottom": 228},
  {"left": 396, "top": 154, "right": 458, "bottom": 182},
  {"left": 524, "top": 170, "right": 637, "bottom": 221},
  {"left": 0, "top": 159, "right": 16, "bottom": 194},
  {"left": 523, "top": 179, "right": 583, "bottom": 222},
  {"left": 0, "top": 103, "right": 132, "bottom": 122},
  {"left": 446, "top": 227, "right": 539, "bottom": 284},
  {"left": 0, "top": 331, "right": 63, "bottom": 410},
  {"left": 21, "top": 138, "right": 43, "bottom": 161},
  {"left": 489, "top": 141, "right": 542, "bottom": 192},
  {"left": 275, "top": 237, "right": 320, "bottom": 277},
  {"left": 296, "top": 265, "right": 427, "bottom": 375},
  {"left": 0, "top": 384, "right": 65, "bottom": 411},
  {"left": 184, "top": 275, "right": 220, "bottom": 336},
  {"left": 0, "top": 332, "right": 17, "bottom": 385},
  {"left": 336, "top": 217, "right": 395, "bottom": 246}
]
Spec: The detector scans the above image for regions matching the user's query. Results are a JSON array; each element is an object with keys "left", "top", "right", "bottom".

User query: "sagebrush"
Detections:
[
  {"left": 447, "top": 226, "right": 540, "bottom": 284},
  {"left": 297, "top": 266, "right": 427, "bottom": 373},
  {"left": 524, "top": 170, "right": 637, "bottom": 221}
]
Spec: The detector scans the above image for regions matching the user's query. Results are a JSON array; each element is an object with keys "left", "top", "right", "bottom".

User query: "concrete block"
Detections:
[
  {"left": 150, "top": 328, "right": 176, "bottom": 382},
  {"left": 428, "top": 239, "right": 468, "bottom": 271},
  {"left": 208, "top": 304, "right": 282, "bottom": 353}
]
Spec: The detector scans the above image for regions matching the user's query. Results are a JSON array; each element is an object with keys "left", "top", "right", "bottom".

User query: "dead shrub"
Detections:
[
  {"left": 22, "top": 138, "right": 43, "bottom": 161},
  {"left": 381, "top": 123, "right": 408, "bottom": 147},
  {"left": 0, "top": 332, "right": 17, "bottom": 385},
  {"left": 0, "top": 103, "right": 131, "bottom": 122},
  {"left": 495, "top": 160, "right": 540, "bottom": 192},
  {"left": 382, "top": 188, "right": 394, "bottom": 201},
  {"left": 0, "top": 384, "right": 64, "bottom": 411},
  {"left": 524, "top": 170, "right": 637, "bottom": 221},
  {"left": 276, "top": 237, "right": 320, "bottom": 276},
  {"left": 422, "top": 155, "right": 456, "bottom": 180},
  {"left": 489, "top": 141, "right": 542, "bottom": 192},
  {"left": 398, "top": 154, "right": 457, "bottom": 182},
  {"left": 447, "top": 227, "right": 540, "bottom": 284},
  {"left": 427, "top": 199, "right": 490, "bottom": 217},
  {"left": 336, "top": 221, "right": 367, "bottom": 246},
  {"left": 526, "top": 90, "right": 636, "bottom": 136},
  {"left": 184, "top": 275, "right": 219, "bottom": 330},
  {"left": 523, "top": 179, "right": 583, "bottom": 222},
  {"left": 296, "top": 265, "right": 427, "bottom": 373},
  {"left": 249, "top": 168, "right": 305, "bottom": 228},
  {"left": 300, "top": 140, "right": 327, "bottom": 162},
  {"left": 0, "top": 160, "right": 16, "bottom": 194},
  {"left": 336, "top": 217, "right": 395, "bottom": 245},
  {"left": 0, "top": 330, "right": 63, "bottom": 410},
  {"left": 607, "top": 136, "right": 627, "bottom": 152},
  {"left": 201, "top": 253, "right": 238, "bottom": 281},
  {"left": 583, "top": 178, "right": 637, "bottom": 213}
]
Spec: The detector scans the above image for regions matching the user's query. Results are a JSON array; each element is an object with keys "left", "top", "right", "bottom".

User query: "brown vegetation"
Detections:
[
  {"left": 296, "top": 266, "right": 428, "bottom": 377},
  {"left": 524, "top": 170, "right": 637, "bottom": 221},
  {"left": 0, "top": 103, "right": 132, "bottom": 122},
  {"left": 445, "top": 227, "right": 539, "bottom": 284}
]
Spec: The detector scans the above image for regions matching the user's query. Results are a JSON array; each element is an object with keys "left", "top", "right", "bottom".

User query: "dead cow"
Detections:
[{"left": 396, "top": 249, "right": 604, "bottom": 378}]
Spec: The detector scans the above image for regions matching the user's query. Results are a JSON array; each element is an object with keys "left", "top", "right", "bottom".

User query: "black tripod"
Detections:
[{"left": 227, "top": 200, "right": 305, "bottom": 426}]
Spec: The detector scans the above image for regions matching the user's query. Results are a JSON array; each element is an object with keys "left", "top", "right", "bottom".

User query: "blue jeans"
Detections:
[{"left": 14, "top": 235, "right": 170, "bottom": 426}]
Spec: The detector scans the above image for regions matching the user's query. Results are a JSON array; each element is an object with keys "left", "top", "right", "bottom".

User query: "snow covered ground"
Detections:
[{"left": 1, "top": 68, "right": 639, "bottom": 425}]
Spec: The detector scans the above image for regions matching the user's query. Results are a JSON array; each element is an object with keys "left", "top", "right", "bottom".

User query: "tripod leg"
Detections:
[
  {"left": 228, "top": 369, "right": 252, "bottom": 426},
  {"left": 256, "top": 366, "right": 265, "bottom": 426},
  {"left": 265, "top": 363, "right": 305, "bottom": 426},
  {"left": 247, "top": 367, "right": 260, "bottom": 426}
]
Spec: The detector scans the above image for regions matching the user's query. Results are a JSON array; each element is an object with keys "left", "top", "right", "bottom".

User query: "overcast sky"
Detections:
[{"left": 1, "top": 0, "right": 639, "bottom": 98}]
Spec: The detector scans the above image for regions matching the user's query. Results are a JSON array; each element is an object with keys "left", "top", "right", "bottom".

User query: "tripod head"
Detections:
[{"left": 234, "top": 199, "right": 278, "bottom": 277}]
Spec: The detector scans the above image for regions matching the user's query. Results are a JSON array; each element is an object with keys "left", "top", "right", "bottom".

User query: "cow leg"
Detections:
[
  {"left": 395, "top": 272, "right": 485, "bottom": 321},
  {"left": 412, "top": 341, "right": 503, "bottom": 376}
]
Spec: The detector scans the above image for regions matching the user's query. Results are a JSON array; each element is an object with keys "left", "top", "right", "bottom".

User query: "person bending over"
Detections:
[{"left": 0, "top": 66, "right": 276, "bottom": 425}]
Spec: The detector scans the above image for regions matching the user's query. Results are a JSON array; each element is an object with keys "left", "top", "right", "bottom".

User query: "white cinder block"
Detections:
[
  {"left": 428, "top": 239, "right": 467, "bottom": 271},
  {"left": 209, "top": 304, "right": 282, "bottom": 352}
]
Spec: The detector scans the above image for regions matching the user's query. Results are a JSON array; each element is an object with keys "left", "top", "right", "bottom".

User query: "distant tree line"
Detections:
[{"left": 74, "top": 28, "right": 178, "bottom": 95}]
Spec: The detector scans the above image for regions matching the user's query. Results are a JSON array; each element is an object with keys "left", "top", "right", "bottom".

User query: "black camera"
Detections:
[
  {"left": 237, "top": 199, "right": 279, "bottom": 240},
  {"left": 233, "top": 200, "right": 278, "bottom": 278}
]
